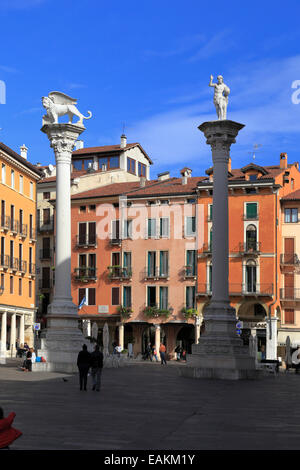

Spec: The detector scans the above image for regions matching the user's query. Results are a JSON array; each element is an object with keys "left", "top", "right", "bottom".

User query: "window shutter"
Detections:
[{"left": 246, "top": 203, "right": 257, "bottom": 219}]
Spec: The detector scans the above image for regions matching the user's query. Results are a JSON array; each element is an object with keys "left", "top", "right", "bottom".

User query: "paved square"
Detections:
[{"left": 1, "top": 359, "right": 300, "bottom": 450}]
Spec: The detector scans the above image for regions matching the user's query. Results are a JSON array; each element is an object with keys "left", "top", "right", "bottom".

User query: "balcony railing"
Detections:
[
  {"left": 29, "top": 228, "right": 37, "bottom": 241},
  {"left": 280, "top": 254, "right": 300, "bottom": 265},
  {"left": 144, "top": 267, "right": 169, "bottom": 279},
  {"left": 0, "top": 215, "right": 10, "bottom": 231},
  {"left": 39, "top": 249, "right": 53, "bottom": 261},
  {"left": 184, "top": 265, "right": 196, "bottom": 278},
  {"left": 74, "top": 267, "right": 97, "bottom": 281},
  {"left": 19, "top": 223, "right": 28, "bottom": 238},
  {"left": 9, "top": 219, "right": 18, "bottom": 234},
  {"left": 9, "top": 257, "right": 19, "bottom": 271},
  {"left": 37, "top": 216, "right": 54, "bottom": 232},
  {"left": 17, "top": 259, "right": 27, "bottom": 273},
  {"left": 0, "top": 254, "right": 9, "bottom": 269},
  {"left": 239, "top": 242, "right": 261, "bottom": 254},
  {"left": 197, "top": 283, "right": 273, "bottom": 297},
  {"left": 109, "top": 236, "right": 122, "bottom": 246},
  {"left": 108, "top": 266, "right": 132, "bottom": 279},
  {"left": 29, "top": 263, "right": 36, "bottom": 275},
  {"left": 76, "top": 234, "right": 97, "bottom": 247},
  {"left": 280, "top": 288, "right": 300, "bottom": 301}
]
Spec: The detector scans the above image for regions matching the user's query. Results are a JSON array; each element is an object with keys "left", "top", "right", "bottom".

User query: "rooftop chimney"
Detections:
[
  {"left": 120, "top": 134, "right": 127, "bottom": 149},
  {"left": 75, "top": 140, "right": 84, "bottom": 150},
  {"left": 140, "top": 176, "right": 146, "bottom": 187},
  {"left": 180, "top": 167, "right": 192, "bottom": 185},
  {"left": 20, "top": 144, "right": 28, "bottom": 160},
  {"left": 158, "top": 171, "right": 170, "bottom": 181},
  {"left": 280, "top": 152, "right": 288, "bottom": 169}
]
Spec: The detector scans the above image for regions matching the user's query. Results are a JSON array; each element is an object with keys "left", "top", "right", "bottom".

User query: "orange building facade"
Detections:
[{"left": 0, "top": 143, "right": 41, "bottom": 356}]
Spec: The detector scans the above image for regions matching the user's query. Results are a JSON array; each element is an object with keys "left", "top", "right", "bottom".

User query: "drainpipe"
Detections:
[{"left": 268, "top": 187, "right": 279, "bottom": 340}]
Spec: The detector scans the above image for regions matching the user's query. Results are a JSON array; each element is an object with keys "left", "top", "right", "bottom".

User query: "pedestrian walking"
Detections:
[
  {"left": 175, "top": 345, "right": 181, "bottom": 361},
  {"left": 182, "top": 349, "right": 187, "bottom": 362},
  {"left": 151, "top": 346, "right": 158, "bottom": 362},
  {"left": 22, "top": 348, "right": 32, "bottom": 372},
  {"left": 90, "top": 345, "right": 104, "bottom": 392},
  {"left": 159, "top": 343, "right": 167, "bottom": 365},
  {"left": 77, "top": 344, "right": 91, "bottom": 391},
  {"left": 144, "top": 342, "right": 152, "bottom": 361},
  {"left": 0, "top": 407, "right": 22, "bottom": 450}
]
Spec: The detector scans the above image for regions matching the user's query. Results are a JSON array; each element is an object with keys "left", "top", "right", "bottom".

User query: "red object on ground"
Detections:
[{"left": 0, "top": 412, "right": 22, "bottom": 448}]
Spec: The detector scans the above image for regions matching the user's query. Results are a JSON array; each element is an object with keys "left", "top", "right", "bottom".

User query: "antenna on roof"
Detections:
[
  {"left": 248, "top": 143, "right": 262, "bottom": 161},
  {"left": 122, "top": 122, "right": 126, "bottom": 134}
]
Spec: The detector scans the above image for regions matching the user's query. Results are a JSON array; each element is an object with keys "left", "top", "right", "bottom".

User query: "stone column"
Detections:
[
  {"left": 39, "top": 122, "right": 86, "bottom": 372},
  {"left": 155, "top": 324, "right": 161, "bottom": 360},
  {"left": 10, "top": 313, "right": 16, "bottom": 356},
  {"left": 182, "top": 120, "right": 256, "bottom": 380},
  {"left": 20, "top": 314, "right": 25, "bottom": 346},
  {"left": 195, "top": 315, "right": 201, "bottom": 344},
  {"left": 266, "top": 316, "right": 278, "bottom": 360},
  {"left": 0, "top": 311, "right": 7, "bottom": 363},
  {"left": 118, "top": 323, "right": 124, "bottom": 350}
]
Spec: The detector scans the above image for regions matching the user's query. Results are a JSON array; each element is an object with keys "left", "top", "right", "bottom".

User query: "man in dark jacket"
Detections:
[
  {"left": 77, "top": 344, "right": 91, "bottom": 391},
  {"left": 90, "top": 344, "right": 104, "bottom": 391}
]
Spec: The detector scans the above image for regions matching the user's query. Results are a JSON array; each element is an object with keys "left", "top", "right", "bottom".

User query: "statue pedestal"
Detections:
[{"left": 180, "top": 120, "right": 257, "bottom": 380}]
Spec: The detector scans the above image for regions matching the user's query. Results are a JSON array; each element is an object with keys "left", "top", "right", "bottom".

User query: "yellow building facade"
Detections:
[{"left": 0, "top": 143, "right": 41, "bottom": 356}]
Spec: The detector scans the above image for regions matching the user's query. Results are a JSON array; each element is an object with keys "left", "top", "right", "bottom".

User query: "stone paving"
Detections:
[{"left": 1, "top": 358, "right": 300, "bottom": 450}]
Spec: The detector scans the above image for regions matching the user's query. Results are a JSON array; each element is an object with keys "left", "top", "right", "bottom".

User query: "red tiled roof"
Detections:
[
  {"left": 72, "top": 142, "right": 153, "bottom": 164},
  {"left": 281, "top": 189, "right": 300, "bottom": 200}
]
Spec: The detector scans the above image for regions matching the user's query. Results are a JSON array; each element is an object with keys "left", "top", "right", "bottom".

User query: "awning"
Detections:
[{"left": 278, "top": 330, "right": 300, "bottom": 348}]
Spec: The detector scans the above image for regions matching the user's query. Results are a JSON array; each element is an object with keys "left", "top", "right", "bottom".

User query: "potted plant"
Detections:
[
  {"left": 182, "top": 307, "right": 199, "bottom": 320},
  {"left": 117, "top": 305, "right": 132, "bottom": 319}
]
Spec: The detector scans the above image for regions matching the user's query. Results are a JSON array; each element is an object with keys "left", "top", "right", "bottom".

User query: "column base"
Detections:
[
  {"left": 181, "top": 302, "right": 257, "bottom": 380},
  {"left": 38, "top": 301, "right": 85, "bottom": 372}
]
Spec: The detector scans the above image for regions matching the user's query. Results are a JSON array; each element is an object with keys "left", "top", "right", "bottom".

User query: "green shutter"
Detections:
[{"left": 246, "top": 203, "right": 257, "bottom": 219}]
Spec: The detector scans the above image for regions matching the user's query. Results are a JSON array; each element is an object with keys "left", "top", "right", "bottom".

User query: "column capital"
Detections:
[
  {"left": 198, "top": 120, "right": 244, "bottom": 163},
  {"left": 41, "top": 123, "right": 85, "bottom": 164}
]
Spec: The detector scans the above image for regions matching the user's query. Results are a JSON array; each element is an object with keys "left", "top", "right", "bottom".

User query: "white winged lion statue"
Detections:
[{"left": 42, "top": 91, "right": 92, "bottom": 126}]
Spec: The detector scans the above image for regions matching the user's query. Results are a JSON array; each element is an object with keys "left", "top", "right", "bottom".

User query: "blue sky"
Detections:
[{"left": 1, "top": 0, "right": 300, "bottom": 178}]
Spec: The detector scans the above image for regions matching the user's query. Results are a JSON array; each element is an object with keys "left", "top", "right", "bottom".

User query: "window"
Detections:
[
  {"left": 246, "top": 188, "right": 257, "bottom": 194},
  {"left": 147, "top": 286, "right": 156, "bottom": 307},
  {"left": 111, "top": 219, "right": 120, "bottom": 241},
  {"left": 123, "top": 286, "right": 132, "bottom": 308},
  {"left": 249, "top": 174, "right": 257, "bottom": 181},
  {"left": 159, "top": 286, "right": 168, "bottom": 310},
  {"left": 185, "top": 216, "right": 196, "bottom": 236},
  {"left": 43, "top": 208, "right": 51, "bottom": 225},
  {"left": 73, "top": 159, "right": 83, "bottom": 171},
  {"left": 18, "top": 278, "right": 22, "bottom": 296},
  {"left": 123, "top": 252, "right": 132, "bottom": 276},
  {"left": 78, "top": 287, "right": 95, "bottom": 306},
  {"left": 138, "top": 162, "right": 146, "bottom": 177},
  {"left": 123, "top": 219, "right": 133, "bottom": 239},
  {"left": 99, "top": 155, "right": 120, "bottom": 171},
  {"left": 160, "top": 218, "right": 169, "bottom": 237},
  {"left": 245, "top": 203, "right": 258, "bottom": 219},
  {"left": 127, "top": 157, "right": 136, "bottom": 174},
  {"left": 285, "top": 309, "right": 295, "bottom": 324},
  {"left": 186, "top": 286, "right": 196, "bottom": 309},
  {"left": 159, "top": 251, "right": 169, "bottom": 277},
  {"left": 43, "top": 192, "right": 50, "bottom": 199},
  {"left": 80, "top": 206, "right": 86, "bottom": 213},
  {"left": 83, "top": 159, "right": 93, "bottom": 170},
  {"left": 246, "top": 225, "right": 257, "bottom": 251},
  {"left": 89, "top": 205, "right": 96, "bottom": 212},
  {"left": 1, "top": 274, "right": 4, "bottom": 290},
  {"left": 245, "top": 260, "right": 257, "bottom": 293},
  {"left": 30, "top": 182, "right": 33, "bottom": 199},
  {"left": 29, "top": 280, "right": 32, "bottom": 298},
  {"left": 208, "top": 204, "right": 213, "bottom": 221},
  {"left": 285, "top": 208, "right": 298, "bottom": 223},
  {"left": 147, "top": 252, "right": 156, "bottom": 277},
  {"left": 147, "top": 218, "right": 157, "bottom": 238},
  {"left": 186, "top": 250, "right": 196, "bottom": 276},
  {"left": 78, "top": 222, "right": 96, "bottom": 245},
  {"left": 11, "top": 170, "right": 14, "bottom": 188},
  {"left": 19, "top": 175, "right": 23, "bottom": 194},
  {"left": 1, "top": 164, "right": 6, "bottom": 184},
  {"left": 10, "top": 276, "right": 13, "bottom": 294},
  {"left": 112, "top": 287, "right": 120, "bottom": 306}
]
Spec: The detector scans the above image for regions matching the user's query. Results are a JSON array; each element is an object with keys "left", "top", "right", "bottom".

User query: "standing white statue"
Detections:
[{"left": 209, "top": 75, "right": 230, "bottom": 120}]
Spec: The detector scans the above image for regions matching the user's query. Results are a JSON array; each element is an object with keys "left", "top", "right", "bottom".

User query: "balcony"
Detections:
[
  {"left": 9, "top": 219, "right": 18, "bottom": 235},
  {"left": 74, "top": 267, "right": 97, "bottom": 282},
  {"left": 39, "top": 249, "right": 53, "bottom": 261},
  {"left": 37, "top": 216, "right": 54, "bottom": 233},
  {"left": 109, "top": 236, "right": 122, "bottom": 246},
  {"left": 183, "top": 265, "right": 197, "bottom": 279},
  {"left": 0, "top": 254, "right": 9, "bottom": 270},
  {"left": 144, "top": 267, "right": 169, "bottom": 280},
  {"left": 9, "top": 257, "right": 19, "bottom": 272},
  {"left": 17, "top": 259, "right": 27, "bottom": 274},
  {"left": 198, "top": 243, "right": 212, "bottom": 258},
  {"left": 197, "top": 283, "right": 273, "bottom": 297},
  {"left": 76, "top": 234, "right": 97, "bottom": 248},
  {"left": 19, "top": 224, "right": 28, "bottom": 239},
  {"left": 243, "top": 213, "right": 259, "bottom": 221},
  {"left": 29, "top": 228, "right": 37, "bottom": 242},
  {"left": 0, "top": 215, "right": 10, "bottom": 231},
  {"left": 108, "top": 266, "right": 132, "bottom": 280},
  {"left": 143, "top": 304, "right": 173, "bottom": 319},
  {"left": 280, "top": 254, "right": 300, "bottom": 266},
  {"left": 239, "top": 242, "right": 261, "bottom": 255},
  {"left": 280, "top": 288, "right": 300, "bottom": 301},
  {"left": 28, "top": 263, "right": 36, "bottom": 277}
]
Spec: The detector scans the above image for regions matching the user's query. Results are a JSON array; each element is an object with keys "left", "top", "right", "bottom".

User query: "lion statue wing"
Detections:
[{"left": 48, "top": 91, "right": 77, "bottom": 106}]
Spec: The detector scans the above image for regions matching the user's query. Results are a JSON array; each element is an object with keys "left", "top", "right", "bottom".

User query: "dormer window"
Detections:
[
  {"left": 249, "top": 174, "right": 257, "bottom": 181},
  {"left": 99, "top": 155, "right": 120, "bottom": 171}
]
